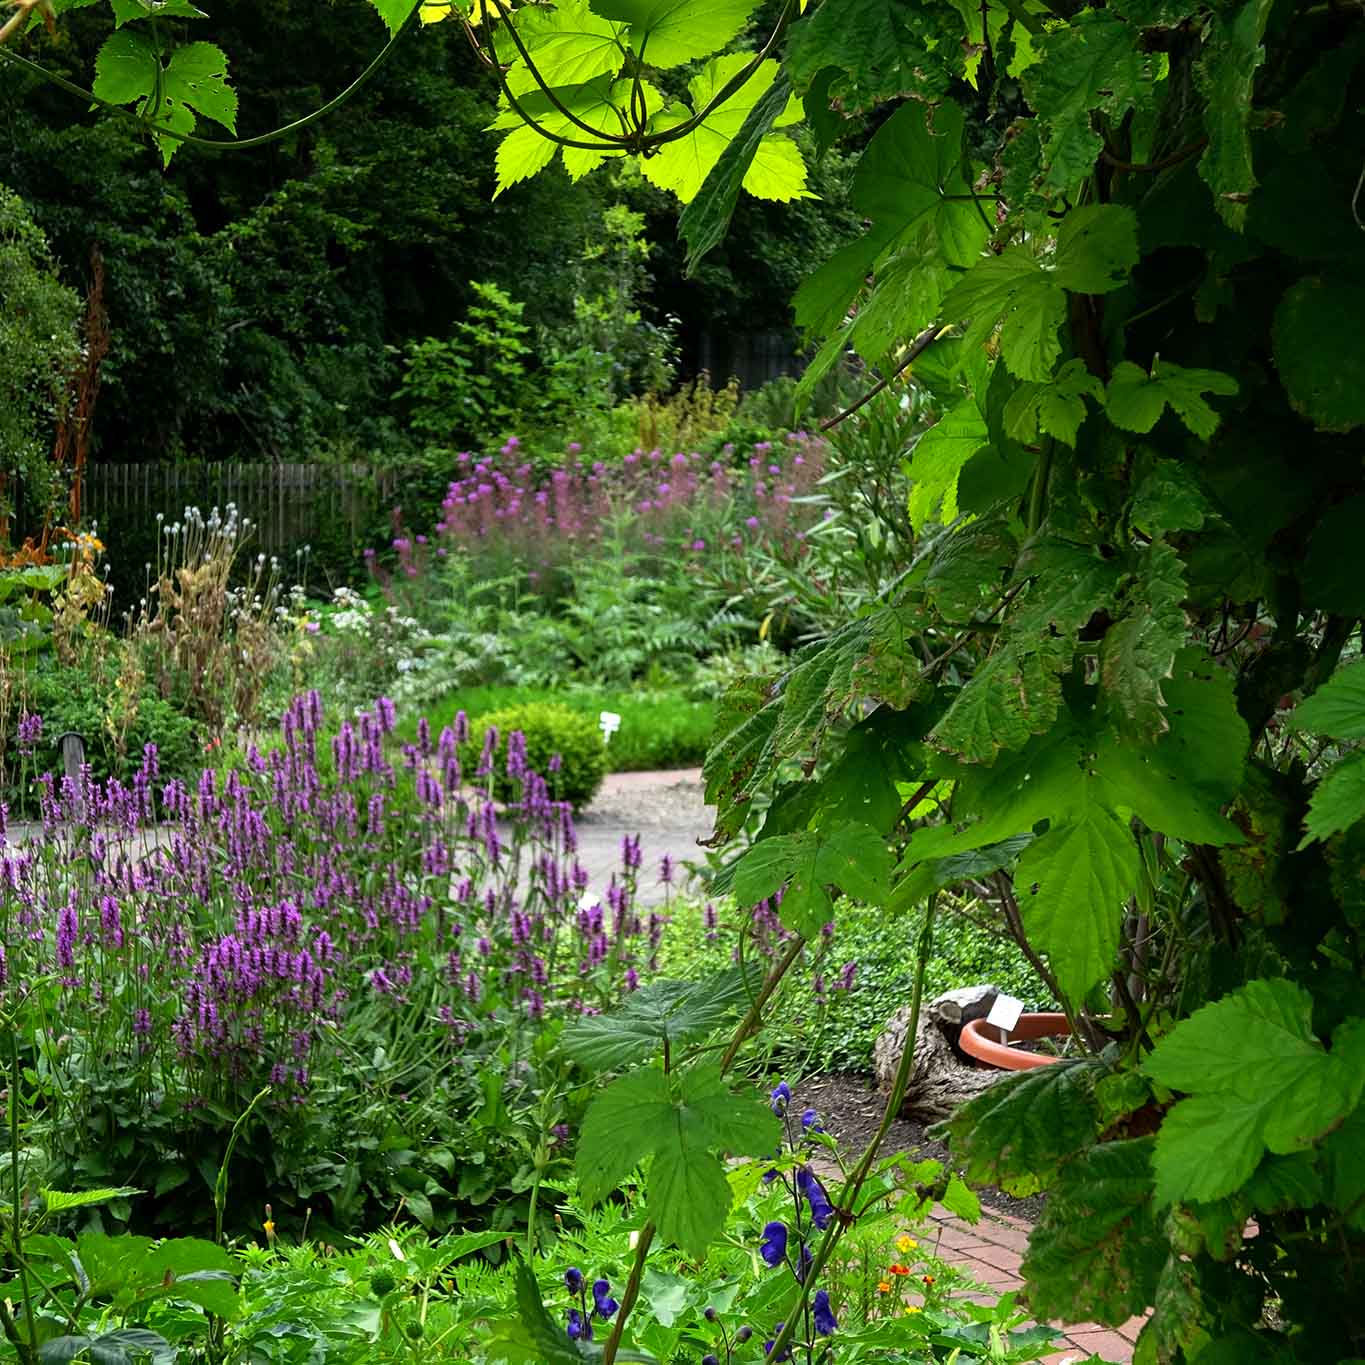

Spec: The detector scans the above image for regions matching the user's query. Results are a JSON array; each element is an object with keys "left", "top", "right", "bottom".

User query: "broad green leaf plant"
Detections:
[{"left": 5, "top": 0, "right": 1365, "bottom": 1360}]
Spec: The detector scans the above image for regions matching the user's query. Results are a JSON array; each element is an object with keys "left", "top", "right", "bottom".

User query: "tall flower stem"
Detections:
[
  {"left": 764, "top": 894, "right": 939, "bottom": 1363},
  {"left": 602, "top": 931, "right": 808, "bottom": 1365}
]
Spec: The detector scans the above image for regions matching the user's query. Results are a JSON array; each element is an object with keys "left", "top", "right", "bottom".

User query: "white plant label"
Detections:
[
  {"left": 599, "top": 710, "right": 622, "bottom": 743},
  {"left": 985, "top": 993, "right": 1025, "bottom": 1038},
  {"left": 579, "top": 890, "right": 600, "bottom": 912}
]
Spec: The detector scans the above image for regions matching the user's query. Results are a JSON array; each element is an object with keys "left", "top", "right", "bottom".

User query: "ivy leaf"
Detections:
[
  {"left": 1272, "top": 274, "right": 1365, "bottom": 433},
  {"left": 92, "top": 29, "right": 158, "bottom": 106},
  {"left": 504, "top": 0, "right": 626, "bottom": 95},
  {"left": 1300, "top": 752, "right": 1365, "bottom": 849},
  {"left": 1142, "top": 981, "right": 1365, "bottom": 1205},
  {"left": 906, "top": 401, "right": 989, "bottom": 530},
  {"left": 940, "top": 251, "right": 1065, "bottom": 382},
  {"left": 1021, "top": 10, "right": 1150, "bottom": 192},
  {"left": 1015, "top": 797, "right": 1140, "bottom": 1002},
  {"left": 851, "top": 100, "right": 986, "bottom": 268},
  {"left": 643, "top": 56, "right": 808, "bottom": 205},
  {"left": 731, "top": 822, "right": 892, "bottom": 935},
  {"left": 588, "top": 0, "right": 759, "bottom": 67},
  {"left": 369, "top": 0, "right": 417, "bottom": 34},
  {"left": 1003, "top": 358, "right": 1105, "bottom": 447},
  {"left": 1194, "top": 0, "right": 1275, "bottom": 229},
  {"left": 1104, "top": 359, "right": 1239, "bottom": 439},
  {"left": 560, "top": 968, "right": 762, "bottom": 1071},
  {"left": 1292, "top": 660, "right": 1365, "bottom": 741},
  {"left": 1021, "top": 1138, "right": 1165, "bottom": 1326},
  {"left": 935, "top": 1060, "right": 1104, "bottom": 1196},
  {"left": 1099, "top": 540, "right": 1188, "bottom": 741}
]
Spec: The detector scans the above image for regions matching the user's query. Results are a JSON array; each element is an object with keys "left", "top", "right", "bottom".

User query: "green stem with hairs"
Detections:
[
  {"left": 602, "top": 933, "right": 808, "bottom": 1365},
  {"left": 763, "top": 895, "right": 940, "bottom": 1363}
]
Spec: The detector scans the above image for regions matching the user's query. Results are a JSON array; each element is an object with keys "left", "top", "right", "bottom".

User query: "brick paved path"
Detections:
[{"left": 925, "top": 1204, "right": 1142, "bottom": 1363}]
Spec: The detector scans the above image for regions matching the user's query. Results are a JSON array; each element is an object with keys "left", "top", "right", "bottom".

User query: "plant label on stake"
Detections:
[
  {"left": 986, "top": 993, "right": 1024, "bottom": 1045},
  {"left": 599, "top": 711, "right": 621, "bottom": 744}
]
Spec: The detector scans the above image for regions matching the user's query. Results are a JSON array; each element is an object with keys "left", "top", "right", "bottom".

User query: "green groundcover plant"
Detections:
[{"left": 5, "top": 0, "right": 1365, "bottom": 1361}]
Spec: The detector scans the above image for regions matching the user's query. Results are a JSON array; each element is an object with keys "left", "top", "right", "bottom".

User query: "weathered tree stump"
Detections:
[{"left": 872, "top": 985, "right": 1005, "bottom": 1122}]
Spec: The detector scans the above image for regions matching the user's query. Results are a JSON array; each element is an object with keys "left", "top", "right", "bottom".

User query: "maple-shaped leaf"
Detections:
[
  {"left": 1292, "top": 660, "right": 1365, "bottom": 742},
  {"left": 1105, "top": 359, "right": 1239, "bottom": 439},
  {"left": 907, "top": 400, "right": 990, "bottom": 529},
  {"left": 501, "top": 0, "right": 627, "bottom": 95},
  {"left": 1020, "top": 9, "right": 1152, "bottom": 192},
  {"left": 941, "top": 252, "right": 1064, "bottom": 381},
  {"left": 588, "top": 0, "right": 760, "bottom": 67},
  {"left": 643, "top": 55, "right": 808, "bottom": 204},
  {"left": 1143, "top": 981, "right": 1365, "bottom": 1205},
  {"left": 1003, "top": 358, "right": 1105, "bottom": 446}
]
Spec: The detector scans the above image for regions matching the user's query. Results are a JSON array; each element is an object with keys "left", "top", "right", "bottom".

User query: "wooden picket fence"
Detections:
[{"left": 83, "top": 462, "right": 401, "bottom": 556}]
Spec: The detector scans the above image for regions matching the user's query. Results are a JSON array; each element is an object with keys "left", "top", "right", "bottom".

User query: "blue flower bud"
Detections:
[{"left": 564, "top": 1267, "right": 583, "bottom": 1293}]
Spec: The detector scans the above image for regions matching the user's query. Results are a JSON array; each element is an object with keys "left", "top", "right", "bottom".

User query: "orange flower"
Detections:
[
  {"left": 888, "top": 1264, "right": 910, "bottom": 1276},
  {"left": 877, "top": 1280, "right": 892, "bottom": 1294},
  {"left": 922, "top": 1275, "right": 936, "bottom": 1287}
]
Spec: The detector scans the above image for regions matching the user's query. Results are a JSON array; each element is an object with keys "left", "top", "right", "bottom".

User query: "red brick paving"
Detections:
[{"left": 921, "top": 1204, "right": 1143, "bottom": 1363}]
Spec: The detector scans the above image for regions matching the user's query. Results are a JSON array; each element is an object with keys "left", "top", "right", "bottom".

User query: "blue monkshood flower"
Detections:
[
  {"left": 761, "top": 1167, "right": 779, "bottom": 1184},
  {"left": 567, "top": 1309, "right": 592, "bottom": 1341},
  {"left": 760, "top": 1221, "right": 788, "bottom": 1268},
  {"left": 800, "top": 1108, "right": 823, "bottom": 1134},
  {"left": 795, "top": 1243, "right": 812, "bottom": 1282},
  {"left": 797, "top": 1166, "right": 834, "bottom": 1230},
  {"left": 593, "top": 1278, "right": 619, "bottom": 1319},
  {"left": 564, "top": 1267, "right": 583, "bottom": 1293},
  {"left": 764, "top": 1323, "right": 792, "bottom": 1360},
  {"left": 813, "top": 1289, "right": 837, "bottom": 1337},
  {"left": 702, "top": 1356, "right": 720, "bottom": 1365},
  {"left": 770, "top": 1081, "right": 791, "bottom": 1116}
]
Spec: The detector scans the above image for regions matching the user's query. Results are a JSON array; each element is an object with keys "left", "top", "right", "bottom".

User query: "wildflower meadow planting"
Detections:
[{"left": 1, "top": 0, "right": 1363, "bottom": 1362}]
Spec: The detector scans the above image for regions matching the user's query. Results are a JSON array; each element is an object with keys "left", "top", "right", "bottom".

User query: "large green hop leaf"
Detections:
[
  {"left": 1292, "top": 660, "right": 1365, "bottom": 741},
  {"left": 1021, "top": 1138, "right": 1166, "bottom": 1326},
  {"left": 935, "top": 1060, "right": 1105, "bottom": 1196},
  {"left": 588, "top": 0, "right": 760, "bottom": 67},
  {"left": 730, "top": 822, "right": 893, "bottom": 935},
  {"left": 783, "top": 0, "right": 961, "bottom": 106},
  {"left": 1194, "top": 0, "right": 1275, "bottom": 229},
  {"left": 852, "top": 101, "right": 987, "bottom": 269},
  {"left": 643, "top": 55, "right": 808, "bottom": 204},
  {"left": 560, "top": 967, "right": 762, "bottom": 1070},
  {"left": 942, "top": 205, "right": 1137, "bottom": 379},
  {"left": 1272, "top": 274, "right": 1365, "bottom": 433},
  {"left": 1020, "top": 10, "right": 1152, "bottom": 193},
  {"left": 1299, "top": 752, "right": 1365, "bottom": 849},
  {"left": 1014, "top": 794, "right": 1141, "bottom": 1003},
  {"left": 369, "top": 0, "right": 418, "bottom": 36},
  {"left": 1104, "top": 359, "right": 1239, "bottom": 439},
  {"left": 501, "top": 0, "right": 626, "bottom": 95},
  {"left": 1002, "top": 358, "right": 1105, "bottom": 447},
  {"left": 1142, "top": 980, "right": 1365, "bottom": 1206},
  {"left": 906, "top": 401, "right": 990, "bottom": 530},
  {"left": 577, "top": 1065, "right": 780, "bottom": 1255},
  {"left": 1099, "top": 540, "right": 1188, "bottom": 741}
]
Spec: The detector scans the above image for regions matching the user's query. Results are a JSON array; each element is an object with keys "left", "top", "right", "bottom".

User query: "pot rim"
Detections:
[{"left": 959, "top": 1012, "right": 1072, "bottom": 1070}]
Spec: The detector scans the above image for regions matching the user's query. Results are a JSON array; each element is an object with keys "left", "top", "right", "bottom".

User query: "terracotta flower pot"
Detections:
[{"left": 959, "top": 1012, "right": 1072, "bottom": 1071}]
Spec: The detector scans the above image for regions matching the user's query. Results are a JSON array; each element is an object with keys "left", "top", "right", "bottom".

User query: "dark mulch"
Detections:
[{"left": 790, "top": 1070, "right": 1048, "bottom": 1224}]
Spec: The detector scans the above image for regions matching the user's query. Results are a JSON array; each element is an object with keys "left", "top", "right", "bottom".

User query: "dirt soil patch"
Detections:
[{"left": 790, "top": 1070, "right": 1047, "bottom": 1224}]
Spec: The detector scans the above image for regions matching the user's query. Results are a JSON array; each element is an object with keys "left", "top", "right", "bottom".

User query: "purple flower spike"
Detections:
[
  {"left": 760, "top": 1221, "right": 788, "bottom": 1268},
  {"left": 813, "top": 1289, "right": 837, "bottom": 1336}
]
